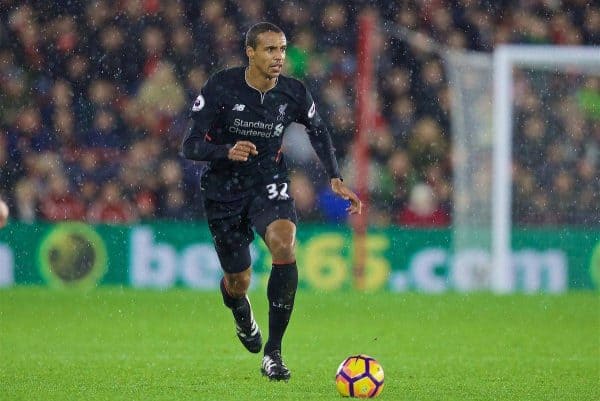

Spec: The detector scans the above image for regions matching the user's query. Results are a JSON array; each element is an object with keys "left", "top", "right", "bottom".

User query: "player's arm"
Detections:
[
  {"left": 181, "top": 78, "right": 258, "bottom": 162},
  {"left": 181, "top": 77, "right": 229, "bottom": 161},
  {"left": 298, "top": 87, "right": 361, "bottom": 215}
]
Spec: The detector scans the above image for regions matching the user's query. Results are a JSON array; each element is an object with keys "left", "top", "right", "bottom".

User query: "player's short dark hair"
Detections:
[{"left": 245, "top": 22, "right": 284, "bottom": 48}]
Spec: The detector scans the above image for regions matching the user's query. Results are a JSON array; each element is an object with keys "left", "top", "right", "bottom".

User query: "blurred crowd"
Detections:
[
  {"left": 0, "top": 0, "right": 598, "bottom": 226},
  {"left": 512, "top": 73, "right": 599, "bottom": 225}
]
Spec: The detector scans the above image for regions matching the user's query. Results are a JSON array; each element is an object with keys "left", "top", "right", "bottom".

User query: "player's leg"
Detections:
[
  {"left": 261, "top": 219, "right": 297, "bottom": 380},
  {"left": 218, "top": 258, "right": 262, "bottom": 354},
  {"left": 251, "top": 191, "right": 298, "bottom": 381},
  {"left": 263, "top": 219, "right": 298, "bottom": 356},
  {"left": 206, "top": 198, "right": 262, "bottom": 353}
]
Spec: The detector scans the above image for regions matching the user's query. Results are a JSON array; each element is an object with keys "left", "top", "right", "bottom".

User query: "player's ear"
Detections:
[{"left": 246, "top": 46, "right": 254, "bottom": 60}]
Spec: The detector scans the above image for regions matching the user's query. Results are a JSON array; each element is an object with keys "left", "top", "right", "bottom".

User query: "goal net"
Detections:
[{"left": 447, "top": 45, "right": 600, "bottom": 292}]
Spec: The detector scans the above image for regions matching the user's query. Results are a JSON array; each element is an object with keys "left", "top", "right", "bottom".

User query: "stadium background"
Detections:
[
  {"left": 0, "top": 0, "right": 597, "bottom": 291},
  {"left": 0, "top": 1, "right": 598, "bottom": 400}
]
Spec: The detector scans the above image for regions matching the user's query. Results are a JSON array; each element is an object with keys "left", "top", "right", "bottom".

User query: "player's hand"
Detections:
[
  {"left": 0, "top": 200, "right": 8, "bottom": 229},
  {"left": 330, "top": 178, "right": 362, "bottom": 215},
  {"left": 228, "top": 141, "right": 258, "bottom": 162}
]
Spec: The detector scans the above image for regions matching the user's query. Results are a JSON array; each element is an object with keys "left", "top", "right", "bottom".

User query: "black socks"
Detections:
[
  {"left": 220, "top": 262, "right": 298, "bottom": 356},
  {"left": 220, "top": 277, "right": 252, "bottom": 330},
  {"left": 265, "top": 262, "right": 298, "bottom": 355}
]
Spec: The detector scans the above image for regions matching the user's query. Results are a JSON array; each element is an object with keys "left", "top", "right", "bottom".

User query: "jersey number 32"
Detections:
[{"left": 266, "top": 183, "right": 289, "bottom": 200}]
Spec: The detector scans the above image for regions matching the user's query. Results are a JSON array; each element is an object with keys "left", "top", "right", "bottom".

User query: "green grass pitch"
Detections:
[{"left": 1, "top": 288, "right": 598, "bottom": 400}]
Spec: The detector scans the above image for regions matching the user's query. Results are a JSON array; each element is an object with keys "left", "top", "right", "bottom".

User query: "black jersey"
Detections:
[{"left": 182, "top": 66, "right": 340, "bottom": 201}]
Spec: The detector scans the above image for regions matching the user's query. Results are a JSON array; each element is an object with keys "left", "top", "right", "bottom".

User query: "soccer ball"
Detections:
[{"left": 335, "top": 354, "right": 384, "bottom": 398}]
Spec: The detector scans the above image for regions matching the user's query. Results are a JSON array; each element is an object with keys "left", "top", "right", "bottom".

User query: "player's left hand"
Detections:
[{"left": 330, "top": 178, "right": 362, "bottom": 215}]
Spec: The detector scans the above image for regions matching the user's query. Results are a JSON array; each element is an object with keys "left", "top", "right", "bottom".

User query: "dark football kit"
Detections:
[{"left": 182, "top": 67, "right": 340, "bottom": 272}]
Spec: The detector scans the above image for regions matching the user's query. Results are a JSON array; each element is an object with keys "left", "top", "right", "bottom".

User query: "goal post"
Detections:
[
  {"left": 448, "top": 44, "right": 600, "bottom": 293},
  {"left": 491, "top": 45, "right": 600, "bottom": 292}
]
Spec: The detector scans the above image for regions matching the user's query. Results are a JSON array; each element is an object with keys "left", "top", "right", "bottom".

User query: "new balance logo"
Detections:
[{"left": 232, "top": 104, "right": 246, "bottom": 111}]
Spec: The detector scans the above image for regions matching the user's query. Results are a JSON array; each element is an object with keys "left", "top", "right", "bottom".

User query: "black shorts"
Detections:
[{"left": 204, "top": 186, "right": 297, "bottom": 274}]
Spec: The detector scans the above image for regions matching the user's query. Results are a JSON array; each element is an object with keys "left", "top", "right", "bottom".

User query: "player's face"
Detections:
[{"left": 247, "top": 31, "right": 287, "bottom": 79}]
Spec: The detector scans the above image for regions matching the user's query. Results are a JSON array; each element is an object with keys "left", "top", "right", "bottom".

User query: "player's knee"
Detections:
[
  {"left": 224, "top": 271, "right": 251, "bottom": 298},
  {"left": 271, "top": 240, "right": 295, "bottom": 261},
  {"left": 265, "top": 221, "right": 296, "bottom": 261}
]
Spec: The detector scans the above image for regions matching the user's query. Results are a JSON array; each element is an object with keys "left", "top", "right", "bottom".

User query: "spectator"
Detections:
[
  {"left": 83, "top": 109, "right": 124, "bottom": 152},
  {"left": 388, "top": 97, "right": 416, "bottom": 146},
  {"left": 9, "top": 106, "right": 56, "bottom": 153},
  {"left": 96, "top": 24, "right": 128, "bottom": 83},
  {"left": 88, "top": 182, "right": 138, "bottom": 224},
  {"left": 136, "top": 61, "right": 187, "bottom": 123},
  {"left": 407, "top": 117, "right": 448, "bottom": 173},
  {"left": 398, "top": 183, "right": 449, "bottom": 227},
  {"left": 385, "top": 149, "right": 417, "bottom": 212},
  {"left": 13, "top": 178, "right": 38, "bottom": 223},
  {"left": 39, "top": 174, "right": 86, "bottom": 221},
  {"left": 155, "top": 159, "right": 187, "bottom": 219},
  {"left": 285, "top": 28, "right": 319, "bottom": 80},
  {"left": 0, "top": 133, "right": 19, "bottom": 204}
]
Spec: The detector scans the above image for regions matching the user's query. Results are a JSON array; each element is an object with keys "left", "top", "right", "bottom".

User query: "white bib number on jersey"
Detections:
[{"left": 266, "top": 183, "right": 289, "bottom": 200}]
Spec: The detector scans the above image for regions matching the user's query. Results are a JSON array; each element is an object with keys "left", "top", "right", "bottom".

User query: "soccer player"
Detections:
[{"left": 181, "top": 22, "right": 361, "bottom": 381}]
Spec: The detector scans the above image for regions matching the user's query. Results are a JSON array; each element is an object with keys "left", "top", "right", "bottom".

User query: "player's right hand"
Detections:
[
  {"left": 330, "top": 178, "right": 362, "bottom": 215},
  {"left": 228, "top": 141, "right": 258, "bottom": 162}
]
